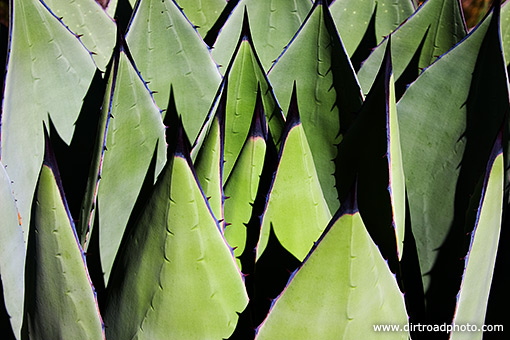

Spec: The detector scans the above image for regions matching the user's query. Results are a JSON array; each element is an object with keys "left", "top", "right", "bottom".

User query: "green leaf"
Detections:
[
  {"left": 0, "top": 0, "right": 96, "bottom": 238},
  {"left": 224, "top": 88, "right": 268, "bottom": 265},
  {"left": 450, "top": 134, "right": 503, "bottom": 340},
  {"left": 397, "top": 5, "right": 507, "bottom": 298},
  {"left": 357, "top": 0, "right": 467, "bottom": 94},
  {"left": 212, "top": 0, "right": 312, "bottom": 72},
  {"left": 195, "top": 13, "right": 284, "bottom": 181},
  {"left": 194, "top": 82, "right": 227, "bottom": 229},
  {"left": 335, "top": 41, "right": 405, "bottom": 264},
  {"left": 43, "top": 0, "right": 116, "bottom": 71},
  {"left": 257, "top": 89, "right": 331, "bottom": 262},
  {"left": 268, "top": 0, "right": 364, "bottom": 213},
  {"left": 22, "top": 139, "right": 104, "bottom": 340},
  {"left": 330, "top": 0, "right": 415, "bottom": 57},
  {"left": 255, "top": 189, "right": 408, "bottom": 340},
  {"left": 104, "top": 125, "right": 248, "bottom": 340},
  {"left": 174, "top": 0, "right": 226, "bottom": 37},
  {"left": 96, "top": 43, "right": 167, "bottom": 284},
  {"left": 501, "top": 0, "right": 510, "bottom": 68},
  {"left": 126, "top": 0, "right": 221, "bottom": 142},
  {"left": 0, "top": 163, "right": 25, "bottom": 340}
]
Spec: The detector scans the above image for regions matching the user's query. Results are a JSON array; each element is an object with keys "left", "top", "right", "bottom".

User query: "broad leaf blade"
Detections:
[
  {"left": 104, "top": 126, "right": 248, "bottom": 340},
  {"left": 126, "top": 0, "right": 221, "bottom": 142},
  {"left": 43, "top": 0, "right": 116, "bottom": 71},
  {"left": 0, "top": 163, "right": 25, "bottom": 340},
  {"left": 257, "top": 90, "right": 331, "bottom": 262},
  {"left": 357, "top": 0, "right": 467, "bottom": 94},
  {"left": 175, "top": 0, "right": 226, "bottom": 37},
  {"left": 255, "top": 189, "right": 408, "bottom": 340},
  {"left": 22, "top": 140, "right": 104, "bottom": 340},
  {"left": 0, "top": 0, "right": 96, "bottom": 237},
  {"left": 397, "top": 4, "right": 508, "bottom": 318},
  {"left": 449, "top": 134, "right": 504, "bottom": 340},
  {"left": 97, "top": 43, "right": 167, "bottom": 284},
  {"left": 268, "top": 0, "right": 364, "bottom": 213},
  {"left": 212, "top": 0, "right": 312, "bottom": 72}
]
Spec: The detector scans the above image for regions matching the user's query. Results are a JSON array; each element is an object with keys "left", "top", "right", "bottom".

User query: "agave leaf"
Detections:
[
  {"left": 105, "top": 0, "right": 118, "bottom": 17},
  {"left": 330, "top": 0, "right": 415, "bottom": 57},
  {"left": 0, "top": 0, "right": 96, "bottom": 238},
  {"left": 255, "top": 188, "right": 408, "bottom": 340},
  {"left": 0, "top": 163, "right": 25, "bottom": 340},
  {"left": 336, "top": 40, "right": 405, "bottom": 265},
  {"left": 43, "top": 0, "right": 116, "bottom": 71},
  {"left": 22, "top": 137, "right": 104, "bottom": 340},
  {"left": 104, "top": 125, "right": 248, "bottom": 340},
  {"left": 449, "top": 134, "right": 503, "bottom": 340},
  {"left": 194, "top": 82, "right": 227, "bottom": 230},
  {"left": 397, "top": 3, "right": 508, "bottom": 306},
  {"left": 126, "top": 0, "right": 221, "bottom": 142},
  {"left": 212, "top": 0, "right": 312, "bottom": 72},
  {"left": 501, "top": 0, "right": 510, "bottom": 68},
  {"left": 256, "top": 88, "right": 331, "bottom": 262},
  {"left": 268, "top": 0, "right": 364, "bottom": 213},
  {"left": 357, "top": 0, "right": 467, "bottom": 94},
  {"left": 224, "top": 88, "right": 268, "bottom": 265},
  {"left": 174, "top": 0, "right": 226, "bottom": 37},
  {"left": 96, "top": 41, "right": 167, "bottom": 284},
  {"left": 195, "top": 12, "right": 284, "bottom": 181}
]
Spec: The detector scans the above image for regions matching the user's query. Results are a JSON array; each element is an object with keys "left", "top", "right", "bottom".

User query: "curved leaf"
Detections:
[
  {"left": 224, "top": 89, "right": 268, "bottom": 264},
  {"left": 175, "top": 0, "right": 226, "bottom": 37},
  {"left": 255, "top": 189, "right": 408, "bottom": 340},
  {"left": 357, "top": 0, "right": 467, "bottom": 94},
  {"left": 97, "top": 43, "right": 167, "bottom": 283},
  {"left": 126, "top": 0, "right": 221, "bottom": 142},
  {"left": 212, "top": 0, "right": 312, "bottom": 72},
  {"left": 196, "top": 13, "right": 284, "bottom": 181},
  {"left": 397, "top": 5, "right": 508, "bottom": 302},
  {"left": 0, "top": 163, "right": 25, "bottom": 340},
  {"left": 330, "top": 0, "right": 415, "bottom": 56},
  {"left": 450, "top": 134, "right": 503, "bottom": 340},
  {"left": 22, "top": 141, "right": 104, "bottom": 340},
  {"left": 256, "top": 90, "right": 331, "bottom": 262},
  {"left": 104, "top": 126, "right": 248, "bottom": 340},
  {"left": 43, "top": 0, "right": 116, "bottom": 71},
  {"left": 268, "top": 0, "right": 364, "bottom": 213},
  {"left": 0, "top": 0, "right": 96, "bottom": 237}
]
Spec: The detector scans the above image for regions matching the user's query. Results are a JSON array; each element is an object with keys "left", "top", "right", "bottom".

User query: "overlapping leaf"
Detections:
[
  {"left": 0, "top": 163, "right": 25, "bottom": 340},
  {"left": 22, "top": 140, "right": 104, "bottom": 340},
  {"left": 450, "top": 133, "right": 504, "bottom": 340},
  {"left": 224, "top": 89, "right": 268, "bottom": 264},
  {"left": 268, "top": 0, "right": 364, "bottom": 213},
  {"left": 0, "top": 0, "right": 96, "bottom": 236},
  {"left": 196, "top": 13, "right": 284, "bottom": 181},
  {"left": 43, "top": 0, "right": 116, "bottom": 71},
  {"left": 175, "top": 0, "right": 226, "bottom": 37},
  {"left": 397, "top": 4, "right": 508, "bottom": 308},
  {"left": 357, "top": 0, "right": 467, "bottom": 94},
  {"left": 104, "top": 125, "right": 248, "bottom": 340},
  {"left": 335, "top": 40, "right": 405, "bottom": 265},
  {"left": 95, "top": 43, "right": 167, "bottom": 284},
  {"left": 330, "top": 0, "right": 415, "bottom": 57},
  {"left": 212, "top": 0, "right": 312, "bottom": 72},
  {"left": 255, "top": 189, "right": 408, "bottom": 340},
  {"left": 126, "top": 0, "right": 221, "bottom": 142},
  {"left": 256, "top": 89, "right": 331, "bottom": 262}
]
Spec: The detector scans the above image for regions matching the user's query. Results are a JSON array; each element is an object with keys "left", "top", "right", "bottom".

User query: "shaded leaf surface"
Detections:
[{"left": 104, "top": 127, "right": 248, "bottom": 340}]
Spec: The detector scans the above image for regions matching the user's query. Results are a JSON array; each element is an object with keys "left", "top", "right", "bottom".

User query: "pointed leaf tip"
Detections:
[
  {"left": 285, "top": 83, "right": 301, "bottom": 130},
  {"left": 249, "top": 86, "right": 268, "bottom": 140},
  {"left": 240, "top": 6, "right": 253, "bottom": 43}
]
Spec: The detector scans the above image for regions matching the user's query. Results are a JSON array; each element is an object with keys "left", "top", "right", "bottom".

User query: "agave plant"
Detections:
[{"left": 0, "top": 0, "right": 507, "bottom": 339}]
